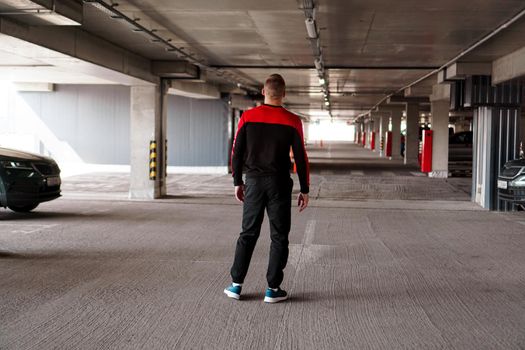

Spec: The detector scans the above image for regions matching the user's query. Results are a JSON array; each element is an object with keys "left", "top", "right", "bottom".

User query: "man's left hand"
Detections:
[{"left": 297, "top": 193, "right": 309, "bottom": 212}]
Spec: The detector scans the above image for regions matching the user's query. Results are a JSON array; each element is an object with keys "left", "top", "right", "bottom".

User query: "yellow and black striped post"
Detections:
[{"left": 149, "top": 140, "right": 157, "bottom": 180}]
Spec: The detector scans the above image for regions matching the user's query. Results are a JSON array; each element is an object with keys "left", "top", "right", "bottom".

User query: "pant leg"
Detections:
[
  {"left": 265, "top": 177, "right": 292, "bottom": 288},
  {"left": 230, "top": 178, "right": 266, "bottom": 284}
]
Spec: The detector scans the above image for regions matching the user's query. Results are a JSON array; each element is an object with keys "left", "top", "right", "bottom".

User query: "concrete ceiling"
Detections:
[
  {"left": 2, "top": 0, "right": 525, "bottom": 119},
  {"left": 0, "top": 33, "right": 152, "bottom": 85}
]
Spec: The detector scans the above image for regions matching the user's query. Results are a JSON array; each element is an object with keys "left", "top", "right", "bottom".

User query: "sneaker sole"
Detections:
[
  {"left": 224, "top": 289, "right": 240, "bottom": 300},
  {"left": 264, "top": 295, "right": 288, "bottom": 303}
]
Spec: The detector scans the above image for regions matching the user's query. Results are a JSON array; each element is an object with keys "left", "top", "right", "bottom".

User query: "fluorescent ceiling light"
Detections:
[
  {"left": 314, "top": 58, "right": 322, "bottom": 71},
  {"left": 305, "top": 18, "right": 318, "bottom": 39}
]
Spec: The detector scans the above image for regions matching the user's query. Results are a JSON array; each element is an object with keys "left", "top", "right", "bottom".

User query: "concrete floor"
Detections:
[{"left": 1, "top": 142, "right": 524, "bottom": 349}]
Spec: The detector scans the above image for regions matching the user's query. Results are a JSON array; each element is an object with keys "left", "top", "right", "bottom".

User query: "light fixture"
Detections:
[
  {"left": 305, "top": 18, "right": 318, "bottom": 39},
  {"left": 314, "top": 58, "right": 323, "bottom": 71},
  {"left": 325, "top": 101, "right": 330, "bottom": 106},
  {"left": 319, "top": 77, "right": 325, "bottom": 85}
]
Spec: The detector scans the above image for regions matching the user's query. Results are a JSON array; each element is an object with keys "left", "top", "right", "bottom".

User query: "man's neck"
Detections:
[{"left": 264, "top": 99, "right": 283, "bottom": 107}]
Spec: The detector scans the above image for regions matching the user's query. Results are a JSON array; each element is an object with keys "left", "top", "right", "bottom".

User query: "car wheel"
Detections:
[{"left": 8, "top": 203, "right": 39, "bottom": 213}]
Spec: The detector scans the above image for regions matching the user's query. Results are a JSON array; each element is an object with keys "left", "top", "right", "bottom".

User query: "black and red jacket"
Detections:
[{"left": 231, "top": 104, "right": 310, "bottom": 194}]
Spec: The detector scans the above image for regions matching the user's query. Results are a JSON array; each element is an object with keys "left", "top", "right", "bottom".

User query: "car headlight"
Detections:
[
  {"left": 510, "top": 175, "right": 525, "bottom": 187},
  {"left": 1, "top": 160, "right": 34, "bottom": 170}
]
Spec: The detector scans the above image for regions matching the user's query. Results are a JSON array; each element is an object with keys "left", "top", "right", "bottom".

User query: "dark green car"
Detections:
[{"left": 0, "top": 148, "right": 61, "bottom": 212}]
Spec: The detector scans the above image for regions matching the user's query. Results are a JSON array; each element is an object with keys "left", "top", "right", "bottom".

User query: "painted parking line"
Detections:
[
  {"left": 351, "top": 170, "right": 364, "bottom": 176},
  {"left": 410, "top": 172, "right": 426, "bottom": 177},
  {"left": 302, "top": 220, "right": 316, "bottom": 246}
]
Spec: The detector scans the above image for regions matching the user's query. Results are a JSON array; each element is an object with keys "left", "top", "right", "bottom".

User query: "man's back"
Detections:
[{"left": 232, "top": 104, "right": 309, "bottom": 194}]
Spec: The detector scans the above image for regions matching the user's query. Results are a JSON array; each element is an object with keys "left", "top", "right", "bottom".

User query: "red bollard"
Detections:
[
  {"left": 370, "top": 131, "right": 376, "bottom": 151},
  {"left": 385, "top": 131, "right": 392, "bottom": 157},
  {"left": 421, "top": 130, "right": 433, "bottom": 172}
]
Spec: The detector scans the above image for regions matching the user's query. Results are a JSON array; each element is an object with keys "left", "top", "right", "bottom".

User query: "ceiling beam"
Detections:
[
  {"left": 404, "top": 85, "right": 433, "bottom": 97},
  {"left": 446, "top": 62, "right": 492, "bottom": 79},
  {"left": 492, "top": 45, "right": 525, "bottom": 85},
  {"left": 152, "top": 61, "right": 200, "bottom": 79},
  {"left": 211, "top": 65, "right": 440, "bottom": 70},
  {"left": 387, "top": 95, "right": 430, "bottom": 104}
]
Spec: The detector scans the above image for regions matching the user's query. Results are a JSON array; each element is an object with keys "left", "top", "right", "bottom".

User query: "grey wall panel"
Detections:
[
  {"left": 167, "top": 95, "right": 228, "bottom": 166},
  {"left": 19, "top": 85, "right": 130, "bottom": 164}
]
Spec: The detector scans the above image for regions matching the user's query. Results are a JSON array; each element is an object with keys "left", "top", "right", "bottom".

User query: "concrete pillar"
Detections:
[
  {"left": 405, "top": 103, "right": 420, "bottom": 165},
  {"left": 365, "top": 120, "right": 371, "bottom": 149},
  {"left": 429, "top": 100, "right": 449, "bottom": 178},
  {"left": 373, "top": 115, "right": 380, "bottom": 152},
  {"left": 358, "top": 122, "right": 364, "bottom": 145},
  {"left": 391, "top": 108, "right": 403, "bottom": 159},
  {"left": 129, "top": 84, "right": 167, "bottom": 199},
  {"left": 379, "top": 114, "right": 389, "bottom": 157}
]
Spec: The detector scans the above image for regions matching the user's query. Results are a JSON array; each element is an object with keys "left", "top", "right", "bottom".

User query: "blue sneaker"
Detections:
[
  {"left": 264, "top": 287, "right": 288, "bottom": 303},
  {"left": 224, "top": 284, "right": 242, "bottom": 300}
]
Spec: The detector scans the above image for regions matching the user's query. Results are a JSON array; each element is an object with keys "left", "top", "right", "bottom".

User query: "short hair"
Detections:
[{"left": 264, "top": 74, "right": 286, "bottom": 99}]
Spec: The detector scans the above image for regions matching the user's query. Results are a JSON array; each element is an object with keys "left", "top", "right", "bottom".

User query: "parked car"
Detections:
[
  {"left": 449, "top": 131, "right": 473, "bottom": 175},
  {"left": 0, "top": 148, "right": 61, "bottom": 212},
  {"left": 497, "top": 158, "right": 525, "bottom": 207}
]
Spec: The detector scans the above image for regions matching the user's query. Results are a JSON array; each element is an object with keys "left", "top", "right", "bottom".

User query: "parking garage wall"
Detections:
[
  {"left": 2, "top": 84, "right": 130, "bottom": 165},
  {"left": 1, "top": 85, "right": 229, "bottom": 168},
  {"left": 167, "top": 95, "right": 229, "bottom": 167}
]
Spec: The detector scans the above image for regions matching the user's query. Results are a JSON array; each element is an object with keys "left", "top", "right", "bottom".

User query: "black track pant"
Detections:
[{"left": 230, "top": 175, "right": 293, "bottom": 288}]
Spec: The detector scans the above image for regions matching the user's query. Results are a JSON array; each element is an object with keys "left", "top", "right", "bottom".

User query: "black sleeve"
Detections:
[
  {"left": 291, "top": 125, "right": 310, "bottom": 194},
  {"left": 231, "top": 122, "right": 246, "bottom": 186}
]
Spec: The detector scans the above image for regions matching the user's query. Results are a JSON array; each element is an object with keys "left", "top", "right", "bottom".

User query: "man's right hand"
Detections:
[{"left": 234, "top": 185, "right": 245, "bottom": 203}]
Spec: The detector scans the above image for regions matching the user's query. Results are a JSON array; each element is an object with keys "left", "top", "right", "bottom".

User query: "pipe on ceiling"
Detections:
[
  {"left": 359, "top": 5, "right": 525, "bottom": 120},
  {"left": 82, "top": 0, "right": 259, "bottom": 92}
]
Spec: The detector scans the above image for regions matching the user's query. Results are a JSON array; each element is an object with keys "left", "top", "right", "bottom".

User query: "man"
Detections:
[{"left": 224, "top": 74, "right": 310, "bottom": 303}]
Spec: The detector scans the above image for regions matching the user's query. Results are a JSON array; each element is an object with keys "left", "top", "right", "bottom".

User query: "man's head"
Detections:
[{"left": 262, "top": 74, "right": 286, "bottom": 102}]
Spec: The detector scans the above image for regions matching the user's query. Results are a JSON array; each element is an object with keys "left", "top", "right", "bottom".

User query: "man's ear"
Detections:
[
  {"left": 282, "top": 90, "right": 286, "bottom": 99},
  {"left": 261, "top": 88, "right": 266, "bottom": 96}
]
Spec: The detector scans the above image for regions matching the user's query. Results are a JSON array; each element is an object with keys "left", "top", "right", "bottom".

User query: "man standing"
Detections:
[{"left": 224, "top": 74, "right": 310, "bottom": 303}]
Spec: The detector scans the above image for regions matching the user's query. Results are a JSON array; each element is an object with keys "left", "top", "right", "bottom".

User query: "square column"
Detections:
[
  {"left": 130, "top": 84, "right": 167, "bottom": 199},
  {"left": 391, "top": 108, "right": 403, "bottom": 159},
  {"left": 372, "top": 115, "right": 381, "bottom": 152},
  {"left": 405, "top": 103, "right": 420, "bottom": 165},
  {"left": 429, "top": 100, "right": 449, "bottom": 178},
  {"left": 379, "top": 114, "right": 389, "bottom": 157},
  {"left": 365, "top": 120, "right": 371, "bottom": 149}
]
